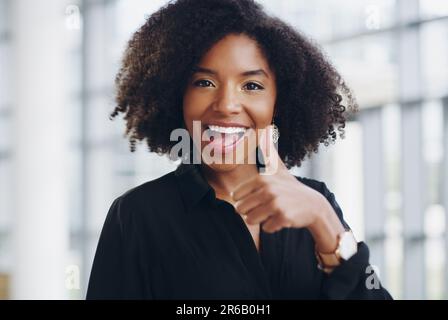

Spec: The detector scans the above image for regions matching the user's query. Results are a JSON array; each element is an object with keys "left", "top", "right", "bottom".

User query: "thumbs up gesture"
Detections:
[{"left": 231, "top": 125, "right": 345, "bottom": 253}]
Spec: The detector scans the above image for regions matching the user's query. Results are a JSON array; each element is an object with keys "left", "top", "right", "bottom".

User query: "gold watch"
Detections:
[{"left": 315, "top": 230, "right": 358, "bottom": 273}]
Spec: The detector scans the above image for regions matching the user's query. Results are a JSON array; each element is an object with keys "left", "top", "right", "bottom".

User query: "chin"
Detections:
[
  {"left": 200, "top": 148, "right": 257, "bottom": 172},
  {"left": 203, "top": 162, "right": 240, "bottom": 173}
]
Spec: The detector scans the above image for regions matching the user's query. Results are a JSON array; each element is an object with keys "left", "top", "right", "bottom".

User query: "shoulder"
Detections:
[
  {"left": 292, "top": 175, "right": 348, "bottom": 228},
  {"left": 294, "top": 175, "right": 331, "bottom": 196},
  {"left": 121, "top": 170, "right": 177, "bottom": 202},
  {"left": 104, "top": 169, "right": 182, "bottom": 232},
  {"left": 110, "top": 169, "right": 179, "bottom": 215},
  {"left": 293, "top": 175, "right": 338, "bottom": 209}
]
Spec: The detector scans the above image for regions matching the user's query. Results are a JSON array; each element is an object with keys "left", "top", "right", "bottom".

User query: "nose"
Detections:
[{"left": 212, "top": 84, "right": 242, "bottom": 115}]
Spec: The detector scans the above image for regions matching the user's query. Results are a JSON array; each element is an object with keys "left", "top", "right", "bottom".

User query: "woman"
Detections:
[{"left": 87, "top": 0, "right": 392, "bottom": 299}]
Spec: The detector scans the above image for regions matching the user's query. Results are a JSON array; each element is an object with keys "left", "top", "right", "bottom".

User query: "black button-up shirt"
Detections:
[{"left": 87, "top": 163, "right": 392, "bottom": 299}]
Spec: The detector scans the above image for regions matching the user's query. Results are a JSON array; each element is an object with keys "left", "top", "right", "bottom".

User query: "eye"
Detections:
[
  {"left": 243, "top": 82, "right": 264, "bottom": 91},
  {"left": 193, "top": 79, "right": 215, "bottom": 88}
]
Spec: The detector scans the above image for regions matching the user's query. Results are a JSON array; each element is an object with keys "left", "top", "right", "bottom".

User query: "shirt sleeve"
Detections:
[
  {"left": 86, "top": 196, "right": 148, "bottom": 299},
  {"left": 312, "top": 180, "right": 393, "bottom": 300}
]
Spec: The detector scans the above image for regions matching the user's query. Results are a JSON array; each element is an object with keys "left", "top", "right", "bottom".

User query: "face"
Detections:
[{"left": 182, "top": 33, "right": 277, "bottom": 172}]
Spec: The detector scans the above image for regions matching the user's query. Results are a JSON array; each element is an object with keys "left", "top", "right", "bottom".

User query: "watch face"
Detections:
[{"left": 339, "top": 231, "right": 358, "bottom": 260}]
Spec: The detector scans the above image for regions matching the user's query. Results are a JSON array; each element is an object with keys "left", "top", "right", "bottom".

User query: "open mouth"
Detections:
[{"left": 204, "top": 124, "right": 249, "bottom": 151}]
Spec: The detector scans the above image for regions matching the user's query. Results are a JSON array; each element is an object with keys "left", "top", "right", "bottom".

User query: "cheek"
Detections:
[
  {"left": 183, "top": 91, "right": 209, "bottom": 118},
  {"left": 182, "top": 92, "right": 198, "bottom": 131},
  {"left": 246, "top": 100, "right": 276, "bottom": 127}
]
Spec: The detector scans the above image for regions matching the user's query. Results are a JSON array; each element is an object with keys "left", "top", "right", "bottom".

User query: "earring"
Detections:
[{"left": 271, "top": 122, "right": 280, "bottom": 144}]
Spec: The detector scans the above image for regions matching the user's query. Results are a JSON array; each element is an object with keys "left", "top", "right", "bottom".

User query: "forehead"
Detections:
[{"left": 197, "top": 33, "right": 273, "bottom": 75}]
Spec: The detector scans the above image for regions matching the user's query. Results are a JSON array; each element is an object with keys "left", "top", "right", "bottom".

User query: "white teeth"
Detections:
[{"left": 208, "top": 125, "right": 247, "bottom": 134}]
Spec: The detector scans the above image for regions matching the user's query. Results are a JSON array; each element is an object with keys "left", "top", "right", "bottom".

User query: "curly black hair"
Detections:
[{"left": 110, "top": 0, "right": 358, "bottom": 168}]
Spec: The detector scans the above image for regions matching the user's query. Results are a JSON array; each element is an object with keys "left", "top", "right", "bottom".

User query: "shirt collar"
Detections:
[{"left": 174, "top": 162, "right": 216, "bottom": 211}]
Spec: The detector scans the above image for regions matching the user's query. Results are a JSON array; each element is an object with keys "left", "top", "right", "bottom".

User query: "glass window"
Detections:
[
  {"left": 419, "top": 0, "right": 448, "bottom": 19},
  {"left": 421, "top": 20, "right": 448, "bottom": 99},
  {"left": 261, "top": 0, "right": 397, "bottom": 41},
  {"left": 422, "top": 100, "right": 445, "bottom": 299},
  {"left": 382, "top": 103, "right": 403, "bottom": 299},
  {"left": 0, "top": 0, "right": 9, "bottom": 32},
  {"left": 0, "top": 41, "right": 12, "bottom": 108},
  {"left": 328, "top": 32, "right": 398, "bottom": 108},
  {"left": 0, "top": 0, "right": 10, "bottom": 299},
  {"left": 114, "top": 0, "right": 168, "bottom": 53}
]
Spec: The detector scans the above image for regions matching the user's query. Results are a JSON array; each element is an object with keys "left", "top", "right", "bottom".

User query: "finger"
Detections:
[
  {"left": 234, "top": 186, "right": 273, "bottom": 215},
  {"left": 231, "top": 175, "right": 264, "bottom": 202},
  {"left": 261, "top": 214, "right": 287, "bottom": 233},
  {"left": 258, "top": 125, "right": 285, "bottom": 175},
  {"left": 245, "top": 201, "right": 276, "bottom": 225}
]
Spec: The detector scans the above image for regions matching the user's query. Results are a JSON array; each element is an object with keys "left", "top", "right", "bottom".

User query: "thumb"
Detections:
[{"left": 258, "top": 125, "right": 283, "bottom": 175}]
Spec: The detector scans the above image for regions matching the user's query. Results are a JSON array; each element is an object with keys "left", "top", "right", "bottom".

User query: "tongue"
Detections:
[{"left": 210, "top": 132, "right": 241, "bottom": 147}]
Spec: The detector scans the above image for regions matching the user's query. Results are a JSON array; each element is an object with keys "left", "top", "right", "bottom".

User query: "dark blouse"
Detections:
[{"left": 86, "top": 162, "right": 392, "bottom": 300}]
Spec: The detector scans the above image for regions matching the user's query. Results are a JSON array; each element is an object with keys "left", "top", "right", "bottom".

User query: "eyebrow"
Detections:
[{"left": 192, "top": 66, "right": 270, "bottom": 79}]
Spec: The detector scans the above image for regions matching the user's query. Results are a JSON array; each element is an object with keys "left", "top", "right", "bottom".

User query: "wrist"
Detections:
[
  {"left": 315, "top": 230, "right": 358, "bottom": 273},
  {"left": 308, "top": 194, "right": 345, "bottom": 253}
]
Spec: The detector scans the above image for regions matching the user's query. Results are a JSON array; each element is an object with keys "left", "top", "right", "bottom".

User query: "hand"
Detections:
[{"left": 231, "top": 125, "right": 345, "bottom": 252}]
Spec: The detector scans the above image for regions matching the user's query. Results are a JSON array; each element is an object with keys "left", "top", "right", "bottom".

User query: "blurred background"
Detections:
[{"left": 0, "top": 0, "right": 447, "bottom": 299}]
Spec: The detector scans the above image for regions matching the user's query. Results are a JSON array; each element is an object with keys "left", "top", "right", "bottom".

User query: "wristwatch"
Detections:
[{"left": 315, "top": 229, "right": 358, "bottom": 273}]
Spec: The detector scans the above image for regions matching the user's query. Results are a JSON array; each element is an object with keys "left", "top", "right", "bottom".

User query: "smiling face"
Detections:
[{"left": 183, "top": 33, "right": 277, "bottom": 172}]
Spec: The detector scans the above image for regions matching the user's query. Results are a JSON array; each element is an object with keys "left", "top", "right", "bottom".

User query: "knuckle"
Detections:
[
  {"left": 263, "top": 185, "right": 275, "bottom": 197},
  {"left": 257, "top": 175, "right": 268, "bottom": 185},
  {"left": 270, "top": 196, "right": 280, "bottom": 209},
  {"left": 262, "top": 223, "right": 272, "bottom": 233}
]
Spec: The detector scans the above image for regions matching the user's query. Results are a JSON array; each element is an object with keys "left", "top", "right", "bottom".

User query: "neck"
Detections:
[{"left": 200, "top": 163, "right": 259, "bottom": 200}]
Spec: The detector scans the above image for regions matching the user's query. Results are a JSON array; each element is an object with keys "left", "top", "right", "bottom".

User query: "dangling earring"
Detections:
[{"left": 271, "top": 120, "right": 280, "bottom": 144}]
